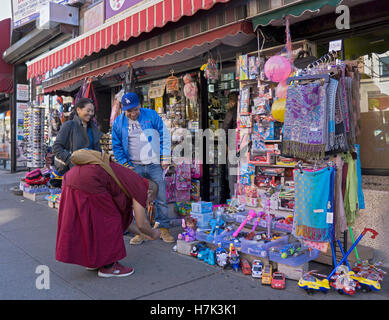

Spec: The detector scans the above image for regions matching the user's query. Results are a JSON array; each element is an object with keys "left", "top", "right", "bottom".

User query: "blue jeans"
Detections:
[{"left": 132, "top": 164, "right": 170, "bottom": 229}]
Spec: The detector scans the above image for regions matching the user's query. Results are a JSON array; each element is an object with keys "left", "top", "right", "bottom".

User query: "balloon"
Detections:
[
  {"left": 271, "top": 98, "right": 286, "bottom": 123},
  {"left": 275, "top": 81, "right": 288, "bottom": 99},
  {"left": 264, "top": 55, "right": 292, "bottom": 83}
]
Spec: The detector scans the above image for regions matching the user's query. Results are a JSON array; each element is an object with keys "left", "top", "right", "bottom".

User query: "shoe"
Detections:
[
  {"left": 86, "top": 267, "right": 99, "bottom": 271},
  {"left": 160, "top": 228, "right": 175, "bottom": 243},
  {"left": 130, "top": 233, "right": 146, "bottom": 245},
  {"left": 97, "top": 262, "right": 135, "bottom": 278}
]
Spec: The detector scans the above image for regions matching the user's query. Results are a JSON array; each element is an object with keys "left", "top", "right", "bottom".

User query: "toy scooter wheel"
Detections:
[{"left": 337, "top": 289, "right": 344, "bottom": 295}]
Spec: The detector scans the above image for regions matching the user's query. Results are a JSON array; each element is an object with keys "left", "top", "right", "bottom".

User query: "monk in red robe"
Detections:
[{"left": 55, "top": 149, "right": 160, "bottom": 278}]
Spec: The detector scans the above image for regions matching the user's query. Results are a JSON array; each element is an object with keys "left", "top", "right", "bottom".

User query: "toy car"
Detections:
[
  {"left": 298, "top": 272, "right": 330, "bottom": 294},
  {"left": 241, "top": 259, "right": 251, "bottom": 275},
  {"left": 251, "top": 260, "right": 263, "bottom": 278},
  {"left": 271, "top": 272, "right": 286, "bottom": 289},
  {"left": 350, "top": 271, "right": 381, "bottom": 292},
  {"left": 261, "top": 264, "right": 272, "bottom": 285}
]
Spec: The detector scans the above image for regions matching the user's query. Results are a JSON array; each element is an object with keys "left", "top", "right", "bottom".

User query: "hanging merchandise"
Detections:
[
  {"left": 275, "top": 81, "right": 289, "bottom": 100},
  {"left": 264, "top": 55, "right": 292, "bottom": 83},
  {"left": 271, "top": 98, "right": 286, "bottom": 123},
  {"left": 183, "top": 73, "right": 198, "bottom": 102},
  {"left": 282, "top": 79, "right": 329, "bottom": 160},
  {"left": 292, "top": 166, "right": 335, "bottom": 243},
  {"left": 204, "top": 57, "right": 219, "bottom": 80},
  {"left": 110, "top": 89, "right": 123, "bottom": 126},
  {"left": 166, "top": 70, "right": 180, "bottom": 94},
  {"left": 239, "top": 54, "right": 249, "bottom": 81}
]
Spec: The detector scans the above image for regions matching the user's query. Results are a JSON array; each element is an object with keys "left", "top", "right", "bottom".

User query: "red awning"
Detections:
[
  {"left": 27, "top": 0, "right": 229, "bottom": 80},
  {"left": 0, "top": 19, "right": 13, "bottom": 94},
  {"left": 43, "top": 21, "right": 253, "bottom": 94}
]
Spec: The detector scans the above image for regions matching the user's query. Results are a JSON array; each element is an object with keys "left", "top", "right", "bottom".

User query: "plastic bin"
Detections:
[
  {"left": 191, "top": 201, "right": 213, "bottom": 214},
  {"left": 190, "top": 212, "right": 212, "bottom": 229},
  {"left": 268, "top": 243, "right": 321, "bottom": 267},
  {"left": 239, "top": 235, "right": 289, "bottom": 258}
]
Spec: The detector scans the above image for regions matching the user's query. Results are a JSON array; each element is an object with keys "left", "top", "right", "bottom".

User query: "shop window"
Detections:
[{"left": 356, "top": 51, "right": 389, "bottom": 174}]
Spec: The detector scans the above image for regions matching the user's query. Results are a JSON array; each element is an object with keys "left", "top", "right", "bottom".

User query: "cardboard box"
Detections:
[
  {"left": 277, "top": 262, "right": 308, "bottom": 281},
  {"left": 176, "top": 240, "right": 199, "bottom": 256}
]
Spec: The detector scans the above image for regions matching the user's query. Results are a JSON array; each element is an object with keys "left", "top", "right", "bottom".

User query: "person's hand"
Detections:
[{"left": 161, "top": 161, "right": 170, "bottom": 170}]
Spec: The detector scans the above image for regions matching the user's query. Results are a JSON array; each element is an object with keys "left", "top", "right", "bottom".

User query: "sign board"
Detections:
[
  {"left": 329, "top": 40, "right": 343, "bottom": 52},
  {"left": 84, "top": 1, "right": 105, "bottom": 33},
  {"left": 16, "top": 84, "right": 29, "bottom": 102},
  {"left": 12, "top": 0, "right": 69, "bottom": 29},
  {"left": 105, "top": 0, "right": 160, "bottom": 20}
]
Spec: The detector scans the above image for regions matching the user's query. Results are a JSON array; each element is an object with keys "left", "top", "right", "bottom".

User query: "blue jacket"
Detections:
[{"left": 112, "top": 108, "right": 171, "bottom": 167}]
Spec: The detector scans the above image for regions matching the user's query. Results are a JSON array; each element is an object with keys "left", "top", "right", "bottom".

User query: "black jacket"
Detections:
[{"left": 53, "top": 115, "right": 102, "bottom": 173}]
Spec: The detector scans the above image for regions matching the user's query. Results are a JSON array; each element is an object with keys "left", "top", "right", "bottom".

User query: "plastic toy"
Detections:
[
  {"left": 352, "top": 261, "right": 386, "bottom": 282},
  {"left": 271, "top": 272, "right": 286, "bottom": 289},
  {"left": 261, "top": 264, "right": 273, "bottom": 285},
  {"left": 207, "top": 216, "right": 225, "bottom": 242},
  {"left": 350, "top": 271, "right": 381, "bottom": 292},
  {"left": 329, "top": 265, "right": 360, "bottom": 295},
  {"left": 216, "top": 243, "right": 229, "bottom": 268},
  {"left": 191, "top": 243, "right": 206, "bottom": 258},
  {"left": 197, "top": 247, "right": 210, "bottom": 261},
  {"left": 232, "top": 210, "right": 258, "bottom": 238},
  {"left": 298, "top": 271, "right": 330, "bottom": 294},
  {"left": 177, "top": 216, "right": 197, "bottom": 242},
  {"left": 251, "top": 260, "right": 263, "bottom": 278},
  {"left": 206, "top": 249, "right": 216, "bottom": 266},
  {"left": 241, "top": 259, "right": 251, "bottom": 275},
  {"left": 228, "top": 243, "right": 240, "bottom": 272},
  {"left": 327, "top": 228, "right": 378, "bottom": 280}
]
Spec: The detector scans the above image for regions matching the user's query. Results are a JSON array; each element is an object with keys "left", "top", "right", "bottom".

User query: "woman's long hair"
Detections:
[{"left": 69, "top": 97, "right": 95, "bottom": 121}]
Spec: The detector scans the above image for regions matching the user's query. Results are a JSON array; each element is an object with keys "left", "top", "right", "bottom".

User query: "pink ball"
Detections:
[
  {"left": 264, "top": 55, "right": 292, "bottom": 83},
  {"left": 275, "top": 81, "right": 288, "bottom": 99}
]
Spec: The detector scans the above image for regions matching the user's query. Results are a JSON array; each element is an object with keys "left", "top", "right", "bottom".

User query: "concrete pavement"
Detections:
[{"left": 0, "top": 170, "right": 388, "bottom": 301}]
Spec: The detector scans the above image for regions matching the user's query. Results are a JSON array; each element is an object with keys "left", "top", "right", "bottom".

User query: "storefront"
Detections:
[{"left": 17, "top": 0, "right": 388, "bottom": 294}]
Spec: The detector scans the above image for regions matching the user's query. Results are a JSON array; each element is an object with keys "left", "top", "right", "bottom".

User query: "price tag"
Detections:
[
  {"left": 326, "top": 211, "right": 334, "bottom": 224},
  {"left": 329, "top": 40, "right": 342, "bottom": 52}
]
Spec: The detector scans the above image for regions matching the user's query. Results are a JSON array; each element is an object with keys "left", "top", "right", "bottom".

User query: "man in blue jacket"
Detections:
[{"left": 112, "top": 92, "right": 174, "bottom": 244}]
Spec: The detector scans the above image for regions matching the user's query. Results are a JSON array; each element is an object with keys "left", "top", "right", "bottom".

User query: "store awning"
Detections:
[
  {"left": 0, "top": 19, "right": 13, "bottom": 94},
  {"left": 27, "top": 0, "right": 229, "bottom": 80},
  {"left": 251, "top": 0, "right": 342, "bottom": 28},
  {"left": 43, "top": 20, "right": 254, "bottom": 94}
]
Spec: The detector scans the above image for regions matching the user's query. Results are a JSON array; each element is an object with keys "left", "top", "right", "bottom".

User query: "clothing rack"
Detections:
[{"left": 306, "top": 50, "right": 338, "bottom": 70}]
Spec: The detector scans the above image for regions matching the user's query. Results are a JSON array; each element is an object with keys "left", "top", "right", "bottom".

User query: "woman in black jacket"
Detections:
[{"left": 53, "top": 98, "right": 103, "bottom": 175}]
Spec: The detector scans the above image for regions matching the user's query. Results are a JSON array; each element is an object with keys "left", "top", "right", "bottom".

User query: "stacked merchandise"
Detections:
[
  {"left": 100, "top": 131, "right": 113, "bottom": 157},
  {"left": 24, "top": 106, "right": 46, "bottom": 168},
  {"left": 21, "top": 168, "right": 51, "bottom": 194}
]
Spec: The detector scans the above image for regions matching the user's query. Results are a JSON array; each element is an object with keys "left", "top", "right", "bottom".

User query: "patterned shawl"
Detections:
[
  {"left": 282, "top": 81, "right": 328, "bottom": 160},
  {"left": 292, "top": 167, "right": 335, "bottom": 242}
]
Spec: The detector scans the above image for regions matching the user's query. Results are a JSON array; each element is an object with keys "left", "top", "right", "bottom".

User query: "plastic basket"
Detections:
[
  {"left": 239, "top": 235, "right": 288, "bottom": 258},
  {"left": 190, "top": 212, "right": 212, "bottom": 229},
  {"left": 268, "top": 243, "right": 321, "bottom": 267},
  {"left": 191, "top": 201, "right": 213, "bottom": 214}
]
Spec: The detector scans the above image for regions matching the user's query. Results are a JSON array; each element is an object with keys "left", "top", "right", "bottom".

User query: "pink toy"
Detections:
[
  {"left": 178, "top": 216, "right": 197, "bottom": 242},
  {"left": 183, "top": 74, "right": 198, "bottom": 101},
  {"left": 275, "top": 81, "right": 288, "bottom": 99},
  {"left": 264, "top": 55, "right": 292, "bottom": 83},
  {"left": 233, "top": 210, "right": 258, "bottom": 238}
]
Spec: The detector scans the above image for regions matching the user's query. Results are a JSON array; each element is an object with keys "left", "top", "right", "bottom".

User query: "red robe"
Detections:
[{"left": 55, "top": 162, "right": 148, "bottom": 268}]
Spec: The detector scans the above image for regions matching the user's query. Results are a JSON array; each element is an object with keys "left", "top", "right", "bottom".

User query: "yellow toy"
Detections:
[
  {"left": 298, "top": 271, "right": 330, "bottom": 294},
  {"left": 261, "top": 264, "right": 273, "bottom": 285}
]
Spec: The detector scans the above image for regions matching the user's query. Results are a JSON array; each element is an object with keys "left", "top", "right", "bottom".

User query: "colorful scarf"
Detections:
[
  {"left": 333, "top": 78, "right": 348, "bottom": 153},
  {"left": 292, "top": 167, "right": 335, "bottom": 242},
  {"left": 326, "top": 79, "right": 338, "bottom": 152},
  {"left": 282, "top": 81, "right": 328, "bottom": 160}
]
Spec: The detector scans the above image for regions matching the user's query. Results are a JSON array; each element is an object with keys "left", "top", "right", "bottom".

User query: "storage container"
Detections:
[{"left": 191, "top": 201, "right": 213, "bottom": 214}]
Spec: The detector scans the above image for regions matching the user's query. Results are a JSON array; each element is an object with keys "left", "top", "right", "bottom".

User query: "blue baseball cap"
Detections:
[{"left": 121, "top": 92, "right": 140, "bottom": 111}]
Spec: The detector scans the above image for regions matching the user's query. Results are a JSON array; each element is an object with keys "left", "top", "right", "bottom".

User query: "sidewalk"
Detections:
[{"left": 0, "top": 171, "right": 388, "bottom": 300}]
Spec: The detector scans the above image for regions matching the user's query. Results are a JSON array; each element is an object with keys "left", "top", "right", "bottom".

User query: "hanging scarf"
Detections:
[
  {"left": 292, "top": 167, "right": 335, "bottom": 242},
  {"left": 326, "top": 78, "right": 338, "bottom": 152},
  {"left": 355, "top": 144, "right": 365, "bottom": 210},
  {"left": 282, "top": 81, "right": 328, "bottom": 160},
  {"left": 333, "top": 78, "right": 348, "bottom": 153},
  {"left": 343, "top": 152, "right": 359, "bottom": 226}
]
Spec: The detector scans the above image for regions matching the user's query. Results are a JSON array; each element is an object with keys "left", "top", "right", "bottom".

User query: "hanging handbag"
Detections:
[{"left": 294, "top": 49, "right": 317, "bottom": 70}]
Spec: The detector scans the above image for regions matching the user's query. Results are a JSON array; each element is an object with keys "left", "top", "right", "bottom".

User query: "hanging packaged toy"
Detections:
[
  {"left": 239, "top": 55, "right": 249, "bottom": 80},
  {"left": 249, "top": 56, "right": 259, "bottom": 80},
  {"left": 191, "top": 179, "right": 200, "bottom": 201},
  {"left": 204, "top": 58, "right": 219, "bottom": 80},
  {"left": 191, "top": 159, "right": 203, "bottom": 179},
  {"left": 239, "top": 87, "right": 250, "bottom": 113},
  {"left": 165, "top": 175, "right": 176, "bottom": 203},
  {"left": 175, "top": 163, "right": 192, "bottom": 190}
]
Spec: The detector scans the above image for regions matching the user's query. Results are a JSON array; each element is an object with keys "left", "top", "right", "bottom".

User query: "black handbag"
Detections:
[{"left": 294, "top": 49, "right": 317, "bottom": 70}]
